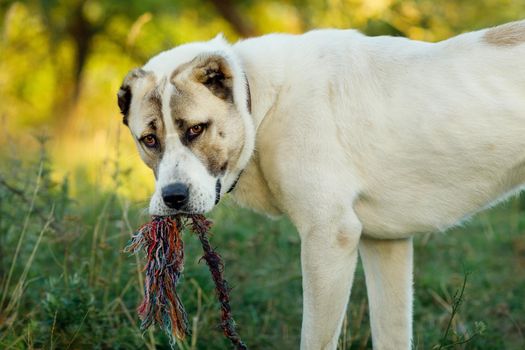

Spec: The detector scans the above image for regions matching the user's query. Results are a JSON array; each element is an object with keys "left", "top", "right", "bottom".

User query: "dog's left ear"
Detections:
[
  {"left": 117, "top": 85, "right": 132, "bottom": 120},
  {"left": 117, "top": 68, "right": 145, "bottom": 125},
  {"left": 190, "top": 54, "right": 234, "bottom": 103}
]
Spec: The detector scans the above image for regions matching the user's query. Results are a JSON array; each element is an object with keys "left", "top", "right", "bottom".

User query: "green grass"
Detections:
[{"left": 1, "top": 143, "right": 524, "bottom": 349}]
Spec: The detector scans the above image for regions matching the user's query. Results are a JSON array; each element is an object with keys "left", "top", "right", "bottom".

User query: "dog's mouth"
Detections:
[
  {"left": 149, "top": 178, "right": 222, "bottom": 217},
  {"left": 149, "top": 205, "right": 211, "bottom": 217}
]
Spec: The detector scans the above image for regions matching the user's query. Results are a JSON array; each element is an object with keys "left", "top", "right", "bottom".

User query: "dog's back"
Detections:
[
  {"left": 234, "top": 21, "right": 525, "bottom": 238},
  {"left": 350, "top": 22, "right": 525, "bottom": 237}
]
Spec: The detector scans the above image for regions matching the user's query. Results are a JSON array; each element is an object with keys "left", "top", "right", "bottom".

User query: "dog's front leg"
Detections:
[
  {"left": 299, "top": 212, "right": 362, "bottom": 350},
  {"left": 359, "top": 237, "right": 413, "bottom": 350}
]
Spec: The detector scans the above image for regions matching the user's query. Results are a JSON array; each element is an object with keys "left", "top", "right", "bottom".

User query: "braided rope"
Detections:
[
  {"left": 189, "top": 214, "right": 248, "bottom": 350},
  {"left": 125, "top": 215, "right": 247, "bottom": 349}
]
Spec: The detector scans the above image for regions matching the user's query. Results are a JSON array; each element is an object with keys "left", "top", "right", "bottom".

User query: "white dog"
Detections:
[{"left": 118, "top": 20, "right": 525, "bottom": 349}]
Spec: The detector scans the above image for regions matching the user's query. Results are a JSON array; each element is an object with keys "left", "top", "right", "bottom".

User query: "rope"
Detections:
[{"left": 125, "top": 215, "right": 248, "bottom": 349}]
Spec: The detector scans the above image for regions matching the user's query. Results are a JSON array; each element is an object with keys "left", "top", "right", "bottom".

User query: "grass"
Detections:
[{"left": 0, "top": 140, "right": 524, "bottom": 349}]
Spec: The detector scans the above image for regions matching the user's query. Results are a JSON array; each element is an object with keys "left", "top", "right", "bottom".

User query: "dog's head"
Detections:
[{"left": 118, "top": 36, "right": 254, "bottom": 215}]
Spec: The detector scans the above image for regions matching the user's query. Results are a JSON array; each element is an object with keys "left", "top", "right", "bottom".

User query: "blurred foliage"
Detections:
[
  {"left": 1, "top": 0, "right": 525, "bottom": 196},
  {"left": 2, "top": 0, "right": 525, "bottom": 128},
  {"left": 1, "top": 1, "right": 525, "bottom": 349}
]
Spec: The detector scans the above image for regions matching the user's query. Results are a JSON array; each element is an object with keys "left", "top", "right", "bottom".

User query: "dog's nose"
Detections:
[{"left": 161, "top": 183, "right": 189, "bottom": 209}]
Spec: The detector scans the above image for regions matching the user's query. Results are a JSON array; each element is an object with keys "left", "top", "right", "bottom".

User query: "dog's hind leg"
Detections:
[
  {"left": 359, "top": 237, "right": 413, "bottom": 350},
  {"left": 298, "top": 210, "right": 362, "bottom": 350}
]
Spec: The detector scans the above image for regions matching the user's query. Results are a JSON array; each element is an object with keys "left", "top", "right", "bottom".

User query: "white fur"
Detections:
[{"left": 140, "top": 21, "right": 525, "bottom": 349}]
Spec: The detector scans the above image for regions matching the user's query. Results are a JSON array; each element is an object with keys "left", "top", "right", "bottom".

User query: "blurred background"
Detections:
[{"left": 1, "top": 0, "right": 525, "bottom": 349}]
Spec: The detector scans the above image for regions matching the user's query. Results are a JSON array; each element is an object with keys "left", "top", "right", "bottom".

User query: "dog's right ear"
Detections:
[
  {"left": 192, "top": 54, "right": 233, "bottom": 102},
  {"left": 171, "top": 53, "right": 234, "bottom": 103},
  {"left": 117, "top": 68, "right": 145, "bottom": 125}
]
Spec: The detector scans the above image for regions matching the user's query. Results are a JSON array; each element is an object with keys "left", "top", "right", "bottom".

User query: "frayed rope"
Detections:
[
  {"left": 124, "top": 214, "right": 247, "bottom": 350},
  {"left": 124, "top": 217, "right": 188, "bottom": 340}
]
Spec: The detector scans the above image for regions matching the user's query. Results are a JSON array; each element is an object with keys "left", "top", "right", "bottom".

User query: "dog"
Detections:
[{"left": 118, "top": 20, "right": 525, "bottom": 349}]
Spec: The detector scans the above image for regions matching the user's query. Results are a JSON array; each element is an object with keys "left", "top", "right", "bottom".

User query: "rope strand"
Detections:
[
  {"left": 125, "top": 215, "right": 247, "bottom": 349},
  {"left": 189, "top": 214, "right": 248, "bottom": 350}
]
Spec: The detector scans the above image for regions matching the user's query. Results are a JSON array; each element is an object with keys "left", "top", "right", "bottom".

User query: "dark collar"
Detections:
[
  {"left": 227, "top": 169, "right": 243, "bottom": 193},
  {"left": 245, "top": 73, "right": 252, "bottom": 114},
  {"left": 215, "top": 170, "right": 242, "bottom": 205}
]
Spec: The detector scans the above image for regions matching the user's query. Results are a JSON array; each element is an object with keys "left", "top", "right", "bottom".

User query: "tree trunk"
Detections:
[
  {"left": 52, "top": 0, "right": 94, "bottom": 124},
  {"left": 209, "top": 0, "right": 257, "bottom": 37}
]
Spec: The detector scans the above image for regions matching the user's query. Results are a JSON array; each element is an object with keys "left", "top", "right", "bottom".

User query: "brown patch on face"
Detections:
[
  {"left": 124, "top": 71, "right": 166, "bottom": 174},
  {"left": 169, "top": 87, "right": 196, "bottom": 133},
  {"left": 138, "top": 119, "right": 165, "bottom": 175},
  {"left": 139, "top": 84, "right": 166, "bottom": 174},
  {"left": 198, "top": 144, "right": 229, "bottom": 177},
  {"left": 484, "top": 21, "right": 525, "bottom": 47},
  {"left": 169, "top": 62, "right": 245, "bottom": 178},
  {"left": 146, "top": 84, "right": 164, "bottom": 122}
]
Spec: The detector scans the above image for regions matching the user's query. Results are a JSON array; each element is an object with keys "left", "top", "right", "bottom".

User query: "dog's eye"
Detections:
[
  {"left": 186, "top": 123, "right": 206, "bottom": 141},
  {"left": 141, "top": 134, "right": 158, "bottom": 148}
]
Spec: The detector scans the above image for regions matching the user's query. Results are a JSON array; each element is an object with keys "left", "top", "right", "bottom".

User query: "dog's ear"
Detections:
[
  {"left": 117, "top": 68, "right": 145, "bottom": 125},
  {"left": 117, "top": 85, "right": 131, "bottom": 122},
  {"left": 188, "top": 54, "right": 234, "bottom": 103}
]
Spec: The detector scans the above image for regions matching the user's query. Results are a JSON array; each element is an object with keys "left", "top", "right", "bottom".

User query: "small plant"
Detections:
[
  {"left": 41, "top": 274, "right": 98, "bottom": 348},
  {"left": 434, "top": 272, "right": 486, "bottom": 349}
]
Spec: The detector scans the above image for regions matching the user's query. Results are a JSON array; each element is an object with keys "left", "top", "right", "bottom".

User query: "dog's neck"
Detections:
[
  {"left": 220, "top": 72, "right": 252, "bottom": 198},
  {"left": 233, "top": 39, "right": 286, "bottom": 131},
  {"left": 226, "top": 73, "right": 251, "bottom": 193},
  {"left": 222, "top": 46, "right": 286, "bottom": 215}
]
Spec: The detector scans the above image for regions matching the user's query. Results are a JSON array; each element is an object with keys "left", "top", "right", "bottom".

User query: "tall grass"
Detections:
[{"left": 0, "top": 138, "right": 524, "bottom": 349}]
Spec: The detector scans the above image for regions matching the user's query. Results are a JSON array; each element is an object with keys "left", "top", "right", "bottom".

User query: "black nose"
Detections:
[{"left": 161, "top": 183, "right": 189, "bottom": 209}]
